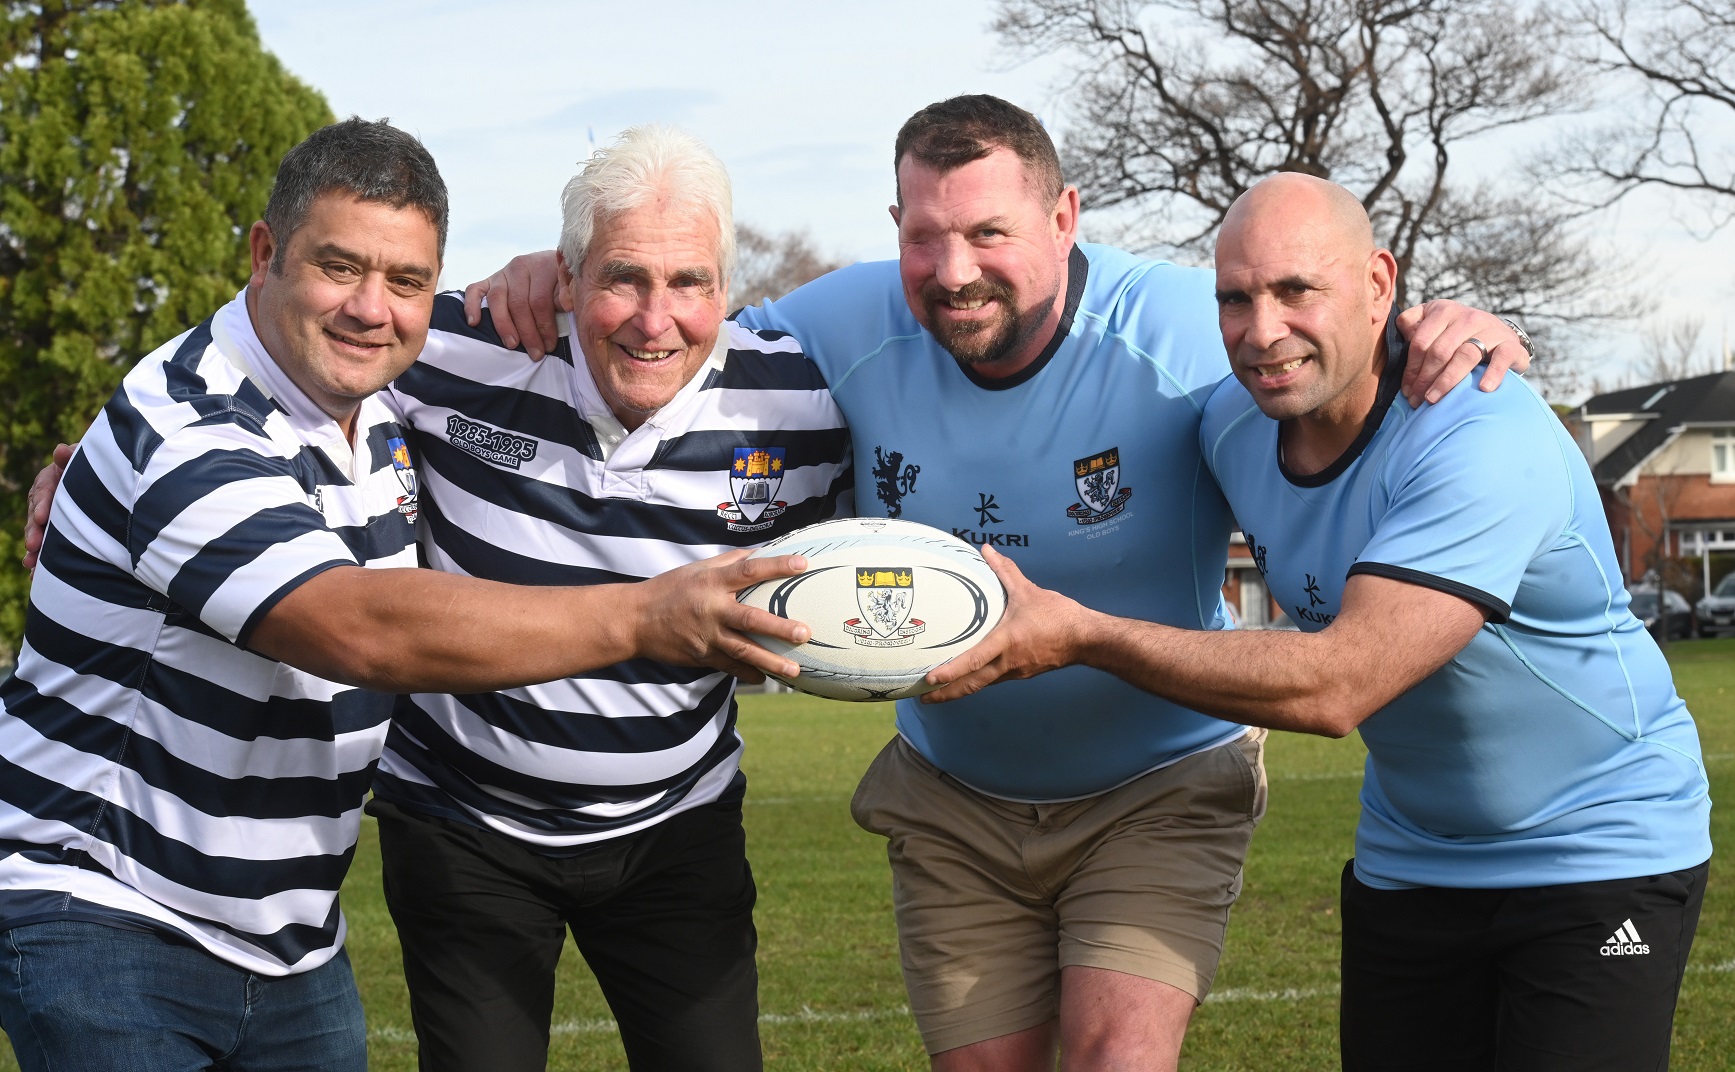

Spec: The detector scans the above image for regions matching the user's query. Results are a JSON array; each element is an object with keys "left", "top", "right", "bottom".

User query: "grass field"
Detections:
[{"left": 2, "top": 638, "right": 1731, "bottom": 1069}]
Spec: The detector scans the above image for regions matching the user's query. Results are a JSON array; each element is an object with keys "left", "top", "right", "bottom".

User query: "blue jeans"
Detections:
[{"left": 0, "top": 920, "right": 366, "bottom": 1072}]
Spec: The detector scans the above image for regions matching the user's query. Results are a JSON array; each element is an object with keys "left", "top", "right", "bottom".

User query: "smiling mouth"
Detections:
[
  {"left": 619, "top": 343, "right": 679, "bottom": 363},
  {"left": 943, "top": 295, "right": 989, "bottom": 311},
  {"left": 1253, "top": 356, "right": 1308, "bottom": 380},
  {"left": 325, "top": 328, "right": 387, "bottom": 352}
]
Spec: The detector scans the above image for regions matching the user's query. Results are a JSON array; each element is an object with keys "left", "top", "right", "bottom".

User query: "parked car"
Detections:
[
  {"left": 1695, "top": 573, "right": 1735, "bottom": 637},
  {"left": 1630, "top": 587, "right": 1695, "bottom": 641}
]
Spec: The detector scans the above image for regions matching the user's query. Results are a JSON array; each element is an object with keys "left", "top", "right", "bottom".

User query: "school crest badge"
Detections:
[
  {"left": 718, "top": 446, "right": 788, "bottom": 532},
  {"left": 844, "top": 567, "right": 927, "bottom": 647},
  {"left": 1066, "top": 447, "right": 1131, "bottom": 525}
]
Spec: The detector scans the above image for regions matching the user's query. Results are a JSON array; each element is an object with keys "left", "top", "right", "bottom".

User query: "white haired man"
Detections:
[{"left": 365, "top": 125, "right": 850, "bottom": 1072}]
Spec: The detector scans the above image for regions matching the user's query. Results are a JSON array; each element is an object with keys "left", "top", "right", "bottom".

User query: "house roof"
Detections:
[{"left": 1579, "top": 370, "right": 1735, "bottom": 486}]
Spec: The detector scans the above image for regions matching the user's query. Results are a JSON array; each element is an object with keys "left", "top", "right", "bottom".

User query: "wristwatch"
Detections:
[{"left": 1501, "top": 317, "right": 1534, "bottom": 358}]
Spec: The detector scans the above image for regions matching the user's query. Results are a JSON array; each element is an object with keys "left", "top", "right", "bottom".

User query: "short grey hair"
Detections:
[
  {"left": 264, "top": 117, "right": 448, "bottom": 269},
  {"left": 558, "top": 124, "right": 735, "bottom": 283}
]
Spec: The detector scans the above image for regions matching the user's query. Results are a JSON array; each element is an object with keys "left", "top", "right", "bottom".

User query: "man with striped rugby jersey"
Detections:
[
  {"left": 0, "top": 119, "right": 810, "bottom": 1072},
  {"left": 366, "top": 125, "right": 850, "bottom": 1072}
]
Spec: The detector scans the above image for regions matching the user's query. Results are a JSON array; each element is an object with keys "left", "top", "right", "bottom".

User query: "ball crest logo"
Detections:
[
  {"left": 737, "top": 517, "right": 1009, "bottom": 702},
  {"left": 844, "top": 567, "right": 926, "bottom": 647},
  {"left": 719, "top": 446, "right": 788, "bottom": 532}
]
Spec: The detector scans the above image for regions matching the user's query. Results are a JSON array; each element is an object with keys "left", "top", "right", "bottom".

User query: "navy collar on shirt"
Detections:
[
  {"left": 960, "top": 243, "right": 1090, "bottom": 392},
  {"left": 1278, "top": 304, "right": 1407, "bottom": 488}
]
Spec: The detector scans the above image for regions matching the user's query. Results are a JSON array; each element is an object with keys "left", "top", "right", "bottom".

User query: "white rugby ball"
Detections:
[{"left": 737, "top": 517, "right": 1007, "bottom": 702}]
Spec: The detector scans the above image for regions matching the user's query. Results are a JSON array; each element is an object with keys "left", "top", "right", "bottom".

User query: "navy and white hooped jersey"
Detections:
[
  {"left": 372, "top": 294, "right": 851, "bottom": 848},
  {"left": 1201, "top": 337, "right": 1710, "bottom": 890},
  {"left": 0, "top": 293, "right": 419, "bottom": 976},
  {"left": 739, "top": 244, "right": 1247, "bottom": 802}
]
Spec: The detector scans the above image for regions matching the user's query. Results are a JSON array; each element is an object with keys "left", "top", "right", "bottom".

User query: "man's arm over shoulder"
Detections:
[{"left": 733, "top": 260, "right": 907, "bottom": 386}]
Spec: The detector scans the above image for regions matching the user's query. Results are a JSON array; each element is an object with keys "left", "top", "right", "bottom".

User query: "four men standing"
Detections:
[{"left": 2, "top": 94, "right": 1711, "bottom": 1072}]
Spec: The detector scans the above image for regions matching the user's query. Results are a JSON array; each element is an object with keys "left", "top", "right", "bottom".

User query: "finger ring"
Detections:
[{"left": 1465, "top": 337, "right": 1491, "bottom": 363}]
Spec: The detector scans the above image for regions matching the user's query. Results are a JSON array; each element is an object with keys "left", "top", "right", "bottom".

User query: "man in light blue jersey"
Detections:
[
  {"left": 0, "top": 120, "right": 811, "bottom": 1072},
  {"left": 929, "top": 172, "right": 1710, "bottom": 1072},
  {"left": 467, "top": 95, "right": 1533, "bottom": 1072}
]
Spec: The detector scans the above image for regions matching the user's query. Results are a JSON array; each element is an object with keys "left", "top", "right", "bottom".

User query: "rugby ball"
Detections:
[{"left": 737, "top": 518, "right": 1007, "bottom": 702}]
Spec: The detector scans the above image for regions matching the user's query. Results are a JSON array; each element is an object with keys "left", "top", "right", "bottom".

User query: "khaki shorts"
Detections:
[{"left": 850, "top": 730, "right": 1267, "bottom": 1055}]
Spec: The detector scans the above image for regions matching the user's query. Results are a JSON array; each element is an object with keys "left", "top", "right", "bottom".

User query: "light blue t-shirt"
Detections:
[
  {"left": 739, "top": 243, "right": 1247, "bottom": 800},
  {"left": 1200, "top": 337, "right": 1711, "bottom": 889}
]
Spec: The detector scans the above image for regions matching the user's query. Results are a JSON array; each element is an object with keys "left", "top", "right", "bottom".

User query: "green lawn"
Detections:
[{"left": 3, "top": 638, "right": 1731, "bottom": 1069}]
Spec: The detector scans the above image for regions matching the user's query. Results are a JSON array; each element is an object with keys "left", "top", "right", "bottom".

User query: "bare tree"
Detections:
[
  {"left": 1550, "top": 0, "right": 1735, "bottom": 223},
  {"left": 731, "top": 224, "right": 846, "bottom": 311},
  {"left": 994, "top": 0, "right": 1642, "bottom": 386},
  {"left": 1637, "top": 314, "right": 1718, "bottom": 382}
]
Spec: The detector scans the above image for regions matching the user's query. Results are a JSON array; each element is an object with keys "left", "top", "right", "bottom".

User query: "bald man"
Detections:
[{"left": 926, "top": 174, "right": 1711, "bottom": 1071}]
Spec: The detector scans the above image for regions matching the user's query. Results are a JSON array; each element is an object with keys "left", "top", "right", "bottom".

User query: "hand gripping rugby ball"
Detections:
[{"left": 737, "top": 517, "right": 1007, "bottom": 702}]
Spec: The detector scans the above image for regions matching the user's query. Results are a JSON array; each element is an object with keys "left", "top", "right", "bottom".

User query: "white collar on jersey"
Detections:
[
  {"left": 211, "top": 289, "right": 368, "bottom": 481},
  {"left": 560, "top": 311, "right": 729, "bottom": 461}
]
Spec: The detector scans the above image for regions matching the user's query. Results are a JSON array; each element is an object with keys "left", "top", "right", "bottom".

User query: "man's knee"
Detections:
[{"left": 1057, "top": 967, "right": 1195, "bottom": 1072}]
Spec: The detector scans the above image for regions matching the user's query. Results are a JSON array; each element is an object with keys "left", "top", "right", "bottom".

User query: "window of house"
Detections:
[{"left": 1715, "top": 430, "right": 1735, "bottom": 481}]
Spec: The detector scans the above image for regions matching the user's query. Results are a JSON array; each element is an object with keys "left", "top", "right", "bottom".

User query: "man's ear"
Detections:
[
  {"left": 888, "top": 204, "right": 901, "bottom": 227},
  {"left": 1368, "top": 248, "right": 1398, "bottom": 312},
  {"left": 1052, "top": 185, "right": 1081, "bottom": 245},
  {"left": 247, "top": 221, "right": 276, "bottom": 289}
]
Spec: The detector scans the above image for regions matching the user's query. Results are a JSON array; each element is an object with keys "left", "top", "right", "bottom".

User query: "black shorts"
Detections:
[
  {"left": 371, "top": 796, "right": 761, "bottom": 1072},
  {"left": 1340, "top": 858, "right": 1708, "bottom": 1072}
]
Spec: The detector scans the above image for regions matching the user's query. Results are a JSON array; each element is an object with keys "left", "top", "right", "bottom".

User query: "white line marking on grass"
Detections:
[
  {"left": 744, "top": 795, "right": 850, "bottom": 806},
  {"left": 1272, "top": 771, "right": 1362, "bottom": 781},
  {"left": 1206, "top": 985, "right": 1337, "bottom": 1003},
  {"left": 545, "top": 1005, "right": 913, "bottom": 1036},
  {"left": 371, "top": 964, "right": 1723, "bottom": 1045},
  {"left": 372, "top": 989, "right": 1350, "bottom": 1045},
  {"left": 1702, "top": 753, "right": 1734, "bottom": 762},
  {"left": 371, "top": 1005, "right": 918, "bottom": 1043},
  {"left": 370, "top": 1026, "right": 418, "bottom": 1044},
  {"left": 758, "top": 1005, "right": 913, "bottom": 1026}
]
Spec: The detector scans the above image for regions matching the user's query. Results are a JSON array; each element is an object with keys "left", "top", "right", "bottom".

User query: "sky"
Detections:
[{"left": 247, "top": 0, "right": 1734, "bottom": 399}]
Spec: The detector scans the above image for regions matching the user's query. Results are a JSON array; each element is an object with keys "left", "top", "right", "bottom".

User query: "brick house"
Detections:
[
  {"left": 1570, "top": 370, "right": 1735, "bottom": 597},
  {"left": 1222, "top": 532, "right": 1281, "bottom": 628}
]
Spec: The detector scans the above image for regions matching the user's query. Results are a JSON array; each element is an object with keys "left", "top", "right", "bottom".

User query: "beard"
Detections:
[{"left": 923, "top": 277, "right": 1058, "bottom": 367}]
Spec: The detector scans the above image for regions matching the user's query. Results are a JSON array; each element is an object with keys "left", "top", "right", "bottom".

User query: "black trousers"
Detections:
[
  {"left": 1341, "top": 858, "right": 1708, "bottom": 1072},
  {"left": 371, "top": 797, "right": 762, "bottom": 1072}
]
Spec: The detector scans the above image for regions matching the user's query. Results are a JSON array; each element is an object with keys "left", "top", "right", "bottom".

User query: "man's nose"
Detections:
[
  {"left": 933, "top": 238, "right": 982, "bottom": 293},
  {"left": 1245, "top": 296, "right": 1289, "bottom": 350},
  {"left": 632, "top": 285, "right": 676, "bottom": 339},
  {"left": 343, "top": 272, "right": 390, "bottom": 327}
]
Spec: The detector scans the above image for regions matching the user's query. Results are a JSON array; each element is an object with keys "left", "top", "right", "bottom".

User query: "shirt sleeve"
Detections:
[
  {"left": 1349, "top": 395, "right": 1571, "bottom": 623},
  {"left": 129, "top": 423, "right": 360, "bottom": 646}
]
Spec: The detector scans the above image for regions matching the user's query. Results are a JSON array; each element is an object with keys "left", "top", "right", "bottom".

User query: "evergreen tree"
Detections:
[{"left": 0, "top": 0, "right": 331, "bottom": 650}]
